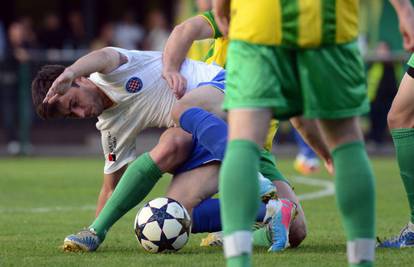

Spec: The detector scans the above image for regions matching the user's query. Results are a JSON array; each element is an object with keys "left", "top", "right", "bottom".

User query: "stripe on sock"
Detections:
[
  {"left": 223, "top": 231, "right": 252, "bottom": 258},
  {"left": 347, "top": 238, "right": 375, "bottom": 264}
]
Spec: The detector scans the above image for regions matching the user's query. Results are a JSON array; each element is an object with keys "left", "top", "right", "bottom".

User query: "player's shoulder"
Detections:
[{"left": 198, "top": 11, "right": 222, "bottom": 39}]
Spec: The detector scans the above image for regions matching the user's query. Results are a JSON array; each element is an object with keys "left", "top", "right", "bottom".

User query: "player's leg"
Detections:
[
  {"left": 220, "top": 108, "right": 271, "bottom": 266},
  {"left": 220, "top": 35, "right": 302, "bottom": 265},
  {"left": 379, "top": 69, "right": 414, "bottom": 247},
  {"left": 166, "top": 162, "right": 219, "bottom": 214},
  {"left": 63, "top": 128, "right": 193, "bottom": 252},
  {"left": 318, "top": 118, "right": 376, "bottom": 264},
  {"left": 300, "top": 41, "right": 375, "bottom": 266},
  {"left": 95, "top": 165, "right": 126, "bottom": 216},
  {"left": 171, "top": 84, "right": 225, "bottom": 124}
]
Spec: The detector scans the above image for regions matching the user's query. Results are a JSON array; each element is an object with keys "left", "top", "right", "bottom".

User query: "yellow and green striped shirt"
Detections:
[
  {"left": 230, "top": 0, "right": 359, "bottom": 48},
  {"left": 199, "top": 11, "right": 229, "bottom": 67}
]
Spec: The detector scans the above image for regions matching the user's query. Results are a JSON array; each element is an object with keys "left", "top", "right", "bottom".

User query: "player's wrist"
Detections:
[{"left": 64, "top": 67, "right": 76, "bottom": 80}]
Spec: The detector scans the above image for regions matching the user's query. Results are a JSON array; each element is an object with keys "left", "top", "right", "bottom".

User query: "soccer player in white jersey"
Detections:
[
  {"left": 36, "top": 47, "right": 224, "bottom": 215},
  {"left": 32, "top": 47, "right": 301, "bottom": 252}
]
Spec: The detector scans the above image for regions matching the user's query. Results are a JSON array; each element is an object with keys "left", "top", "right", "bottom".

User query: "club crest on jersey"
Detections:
[{"left": 125, "top": 77, "right": 143, "bottom": 93}]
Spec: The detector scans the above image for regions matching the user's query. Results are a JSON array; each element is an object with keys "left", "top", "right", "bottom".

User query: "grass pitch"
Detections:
[{"left": 0, "top": 157, "right": 413, "bottom": 266}]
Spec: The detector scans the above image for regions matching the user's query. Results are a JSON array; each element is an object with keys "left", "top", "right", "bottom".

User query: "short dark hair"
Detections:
[{"left": 31, "top": 65, "right": 65, "bottom": 119}]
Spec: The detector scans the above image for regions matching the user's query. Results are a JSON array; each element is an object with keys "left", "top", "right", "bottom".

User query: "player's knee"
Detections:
[
  {"left": 171, "top": 99, "right": 191, "bottom": 124},
  {"left": 151, "top": 130, "right": 192, "bottom": 172},
  {"left": 387, "top": 107, "right": 414, "bottom": 129}
]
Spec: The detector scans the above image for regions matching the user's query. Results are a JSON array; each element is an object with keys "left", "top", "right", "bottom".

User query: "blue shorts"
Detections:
[
  {"left": 174, "top": 70, "right": 226, "bottom": 175},
  {"left": 174, "top": 135, "right": 220, "bottom": 175},
  {"left": 197, "top": 70, "right": 226, "bottom": 91}
]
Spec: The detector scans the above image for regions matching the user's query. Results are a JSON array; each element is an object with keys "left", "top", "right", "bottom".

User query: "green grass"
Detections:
[{"left": 0, "top": 157, "right": 413, "bottom": 266}]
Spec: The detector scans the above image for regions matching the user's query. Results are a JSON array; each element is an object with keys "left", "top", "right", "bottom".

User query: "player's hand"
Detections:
[
  {"left": 324, "top": 158, "right": 334, "bottom": 176},
  {"left": 43, "top": 68, "right": 75, "bottom": 104},
  {"left": 162, "top": 70, "right": 187, "bottom": 99},
  {"left": 398, "top": 7, "right": 414, "bottom": 51},
  {"left": 213, "top": 0, "right": 230, "bottom": 37}
]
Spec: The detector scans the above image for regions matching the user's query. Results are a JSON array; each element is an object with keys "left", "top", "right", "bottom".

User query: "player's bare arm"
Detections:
[
  {"left": 44, "top": 47, "right": 128, "bottom": 103},
  {"left": 290, "top": 116, "right": 334, "bottom": 175},
  {"left": 163, "top": 16, "right": 214, "bottom": 99},
  {"left": 212, "top": 0, "right": 230, "bottom": 37},
  {"left": 390, "top": 0, "right": 414, "bottom": 51}
]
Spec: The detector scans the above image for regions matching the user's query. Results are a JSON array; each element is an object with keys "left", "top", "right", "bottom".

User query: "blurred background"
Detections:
[{"left": 0, "top": 0, "right": 411, "bottom": 157}]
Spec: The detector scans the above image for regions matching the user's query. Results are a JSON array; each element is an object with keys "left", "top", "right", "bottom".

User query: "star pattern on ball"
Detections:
[{"left": 148, "top": 204, "right": 175, "bottom": 229}]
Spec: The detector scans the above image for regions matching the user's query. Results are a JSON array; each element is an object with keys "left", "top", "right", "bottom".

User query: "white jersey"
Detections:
[{"left": 88, "top": 47, "right": 223, "bottom": 174}]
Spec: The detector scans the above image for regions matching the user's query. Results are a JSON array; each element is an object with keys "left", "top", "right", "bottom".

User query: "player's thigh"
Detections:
[
  {"left": 228, "top": 109, "right": 272, "bottom": 146},
  {"left": 317, "top": 117, "right": 363, "bottom": 149},
  {"left": 273, "top": 180, "right": 307, "bottom": 247},
  {"left": 172, "top": 85, "right": 225, "bottom": 123},
  {"left": 299, "top": 41, "right": 369, "bottom": 120},
  {"left": 166, "top": 162, "right": 219, "bottom": 213},
  {"left": 149, "top": 127, "right": 193, "bottom": 173},
  {"left": 388, "top": 72, "right": 414, "bottom": 129}
]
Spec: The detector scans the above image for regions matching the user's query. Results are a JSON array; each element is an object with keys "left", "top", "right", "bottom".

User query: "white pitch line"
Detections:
[
  {"left": 0, "top": 205, "right": 96, "bottom": 214},
  {"left": 0, "top": 177, "right": 334, "bottom": 214},
  {"left": 291, "top": 176, "right": 335, "bottom": 201}
]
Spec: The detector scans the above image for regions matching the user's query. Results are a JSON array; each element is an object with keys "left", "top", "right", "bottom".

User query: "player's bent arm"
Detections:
[
  {"left": 163, "top": 16, "right": 214, "bottom": 73},
  {"left": 95, "top": 165, "right": 127, "bottom": 216},
  {"left": 67, "top": 47, "right": 128, "bottom": 77},
  {"left": 290, "top": 116, "right": 333, "bottom": 174},
  {"left": 44, "top": 47, "right": 128, "bottom": 102}
]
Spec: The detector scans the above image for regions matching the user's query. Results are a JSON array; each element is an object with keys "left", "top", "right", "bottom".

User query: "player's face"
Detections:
[{"left": 55, "top": 78, "right": 106, "bottom": 119}]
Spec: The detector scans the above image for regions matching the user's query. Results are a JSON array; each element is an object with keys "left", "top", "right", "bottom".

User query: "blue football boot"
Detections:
[
  {"left": 63, "top": 229, "right": 102, "bottom": 252},
  {"left": 377, "top": 223, "right": 414, "bottom": 248},
  {"left": 265, "top": 199, "right": 297, "bottom": 252}
]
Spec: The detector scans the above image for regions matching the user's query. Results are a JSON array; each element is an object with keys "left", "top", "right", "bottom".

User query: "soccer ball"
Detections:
[{"left": 134, "top": 197, "right": 192, "bottom": 253}]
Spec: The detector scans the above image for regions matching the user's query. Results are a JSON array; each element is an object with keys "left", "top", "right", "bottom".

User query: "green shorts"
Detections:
[
  {"left": 224, "top": 40, "right": 369, "bottom": 119},
  {"left": 407, "top": 54, "right": 414, "bottom": 68},
  {"left": 259, "top": 149, "right": 289, "bottom": 185}
]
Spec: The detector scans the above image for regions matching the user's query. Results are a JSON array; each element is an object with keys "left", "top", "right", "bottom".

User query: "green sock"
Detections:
[
  {"left": 332, "top": 141, "right": 375, "bottom": 266},
  {"left": 391, "top": 128, "right": 414, "bottom": 223},
  {"left": 252, "top": 227, "right": 271, "bottom": 247},
  {"left": 220, "top": 140, "right": 261, "bottom": 267},
  {"left": 90, "top": 153, "right": 162, "bottom": 240},
  {"left": 228, "top": 254, "right": 250, "bottom": 267}
]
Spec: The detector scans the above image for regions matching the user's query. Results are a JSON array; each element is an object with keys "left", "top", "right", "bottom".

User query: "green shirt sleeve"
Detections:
[{"left": 199, "top": 11, "right": 223, "bottom": 39}]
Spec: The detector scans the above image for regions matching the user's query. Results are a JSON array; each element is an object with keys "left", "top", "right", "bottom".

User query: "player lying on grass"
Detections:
[{"left": 32, "top": 47, "right": 317, "bottom": 251}]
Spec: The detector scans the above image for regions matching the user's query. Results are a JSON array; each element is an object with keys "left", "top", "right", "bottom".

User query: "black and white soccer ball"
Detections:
[{"left": 134, "top": 197, "right": 192, "bottom": 253}]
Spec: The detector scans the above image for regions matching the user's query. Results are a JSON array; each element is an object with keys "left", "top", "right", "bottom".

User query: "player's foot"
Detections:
[
  {"left": 377, "top": 223, "right": 414, "bottom": 248},
  {"left": 200, "top": 232, "right": 223, "bottom": 247},
  {"left": 258, "top": 173, "right": 277, "bottom": 203},
  {"left": 294, "top": 154, "right": 320, "bottom": 175},
  {"left": 266, "top": 199, "right": 297, "bottom": 252},
  {"left": 63, "top": 229, "right": 101, "bottom": 252}
]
